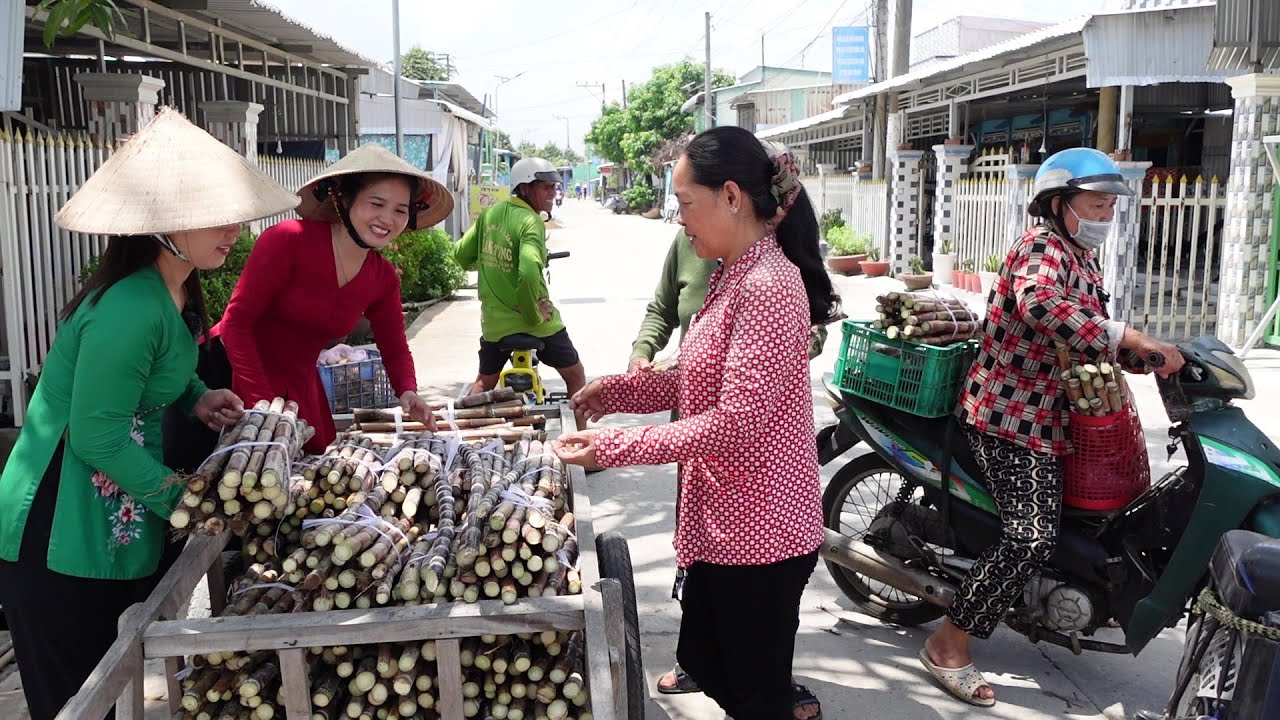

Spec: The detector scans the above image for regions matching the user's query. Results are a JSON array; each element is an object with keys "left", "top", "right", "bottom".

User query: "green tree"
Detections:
[
  {"left": 399, "top": 46, "right": 454, "bottom": 81},
  {"left": 490, "top": 129, "right": 514, "bottom": 151},
  {"left": 35, "top": 0, "right": 124, "bottom": 47},
  {"left": 585, "top": 60, "right": 734, "bottom": 176}
]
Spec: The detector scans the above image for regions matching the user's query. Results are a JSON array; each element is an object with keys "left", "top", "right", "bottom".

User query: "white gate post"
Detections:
[
  {"left": 200, "top": 101, "right": 264, "bottom": 162},
  {"left": 1216, "top": 74, "right": 1280, "bottom": 347},
  {"left": 1104, "top": 160, "right": 1151, "bottom": 325},
  {"left": 890, "top": 149, "right": 925, "bottom": 276},
  {"left": 74, "top": 73, "right": 165, "bottom": 146},
  {"left": 932, "top": 142, "right": 974, "bottom": 262}
]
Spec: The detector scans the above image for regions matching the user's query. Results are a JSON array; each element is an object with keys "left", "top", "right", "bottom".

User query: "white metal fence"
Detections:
[
  {"left": 1131, "top": 175, "right": 1225, "bottom": 340},
  {"left": 803, "top": 175, "right": 889, "bottom": 255},
  {"left": 254, "top": 155, "right": 328, "bottom": 232},
  {"left": 952, "top": 175, "right": 1035, "bottom": 268},
  {"left": 0, "top": 130, "right": 112, "bottom": 424}
]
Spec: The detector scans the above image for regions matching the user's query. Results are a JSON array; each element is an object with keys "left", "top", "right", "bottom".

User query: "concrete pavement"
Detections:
[{"left": 406, "top": 197, "right": 1280, "bottom": 720}]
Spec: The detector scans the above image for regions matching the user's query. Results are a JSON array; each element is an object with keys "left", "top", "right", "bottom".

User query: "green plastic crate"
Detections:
[{"left": 833, "top": 320, "right": 977, "bottom": 418}]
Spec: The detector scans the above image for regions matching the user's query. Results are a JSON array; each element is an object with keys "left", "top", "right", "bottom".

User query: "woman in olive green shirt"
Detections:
[{"left": 0, "top": 108, "right": 298, "bottom": 720}]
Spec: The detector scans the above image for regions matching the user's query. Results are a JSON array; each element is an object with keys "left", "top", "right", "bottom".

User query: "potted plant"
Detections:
[
  {"left": 979, "top": 254, "right": 1001, "bottom": 296},
  {"left": 819, "top": 208, "right": 845, "bottom": 243},
  {"left": 932, "top": 236, "right": 956, "bottom": 286},
  {"left": 958, "top": 259, "right": 977, "bottom": 293},
  {"left": 901, "top": 255, "right": 933, "bottom": 291},
  {"left": 823, "top": 226, "right": 867, "bottom": 275},
  {"left": 859, "top": 245, "right": 890, "bottom": 277}
]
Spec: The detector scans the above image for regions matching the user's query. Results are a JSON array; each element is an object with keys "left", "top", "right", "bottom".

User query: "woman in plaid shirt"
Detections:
[{"left": 920, "top": 148, "right": 1185, "bottom": 706}]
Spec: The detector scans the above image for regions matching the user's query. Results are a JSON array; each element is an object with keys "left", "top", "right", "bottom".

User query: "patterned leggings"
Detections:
[{"left": 947, "top": 430, "right": 1063, "bottom": 639}]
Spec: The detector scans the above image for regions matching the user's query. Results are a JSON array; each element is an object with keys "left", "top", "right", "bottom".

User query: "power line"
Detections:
[{"left": 777, "top": 0, "right": 869, "bottom": 69}]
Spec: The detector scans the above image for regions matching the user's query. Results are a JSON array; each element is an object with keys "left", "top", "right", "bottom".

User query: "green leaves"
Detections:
[
  {"left": 399, "top": 46, "right": 454, "bottom": 82},
  {"left": 36, "top": 0, "right": 124, "bottom": 48},
  {"left": 585, "top": 60, "right": 735, "bottom": 173}
]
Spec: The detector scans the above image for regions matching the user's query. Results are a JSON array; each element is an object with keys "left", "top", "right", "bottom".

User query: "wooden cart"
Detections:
[{"left": 56, "top": 405, "right": 643, "bottom": 720}]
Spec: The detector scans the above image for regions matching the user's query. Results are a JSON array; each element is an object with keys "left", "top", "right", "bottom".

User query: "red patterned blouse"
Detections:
[{"left": 594, "top": 235, "right": 825, "bottom": 568}]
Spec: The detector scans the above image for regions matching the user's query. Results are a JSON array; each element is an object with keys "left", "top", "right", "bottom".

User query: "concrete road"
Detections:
[{"left": 406, "top": 197, "right": 1280, "bottom": 720}]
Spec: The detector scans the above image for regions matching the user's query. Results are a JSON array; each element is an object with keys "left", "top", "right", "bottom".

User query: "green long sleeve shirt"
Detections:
[
  {"left": 0, "top": 266, "right": 206, "bottom": 579},
  {"left": 454, "top": 196, "right": 565, "bottom": 342},
  {"left": 630, "top": 230, "right": 831, "bottom": 362},
  {"left": 630, "top": 230, "right": 717, "bottom": 362}
]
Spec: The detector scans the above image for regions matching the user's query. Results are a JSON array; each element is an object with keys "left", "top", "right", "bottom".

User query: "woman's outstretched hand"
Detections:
[
  {"left": 570, "top": 379, "right": 608, "bottom": 423},
  {"left": 553, "top": 430, "right": 600, "bottom": 467}
]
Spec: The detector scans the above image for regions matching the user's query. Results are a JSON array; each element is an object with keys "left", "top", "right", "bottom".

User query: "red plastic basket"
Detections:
[{"left": 1063, "top": 403, "right": 1151, "bottom": 511}]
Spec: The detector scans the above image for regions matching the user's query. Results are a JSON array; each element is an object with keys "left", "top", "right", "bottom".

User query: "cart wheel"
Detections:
[{"left": 597, "top": 530, "right": 645, "bottom": 720}]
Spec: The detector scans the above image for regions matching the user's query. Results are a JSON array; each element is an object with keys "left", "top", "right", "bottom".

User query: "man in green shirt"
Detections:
[{"left": 454, "top": 157, "right": 587, "bottom": 404}]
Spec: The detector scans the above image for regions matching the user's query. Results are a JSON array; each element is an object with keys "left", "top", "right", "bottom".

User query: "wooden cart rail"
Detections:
[{"left": 57, "top": 405, "right": 629, "bottom": 720}]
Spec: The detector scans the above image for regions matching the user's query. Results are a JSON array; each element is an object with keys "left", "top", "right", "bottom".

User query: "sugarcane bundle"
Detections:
[
  {"left": 353, "top": 401, "right": 547, "bottom": 435},
  {"left": 175, "top": 633, "right": 594, "bottom": 720},
  {"left": 871, "top": 292, "right": 980, "bottom": 345},
  {"left": 209, "top": 430, "right": 582, "bottom": 616},
  {"left": 170, "top": 398, "right": 315, "bottom": 538},
  {"left": 1054, "top": 343, "right": 1130, "bottom": 417}
]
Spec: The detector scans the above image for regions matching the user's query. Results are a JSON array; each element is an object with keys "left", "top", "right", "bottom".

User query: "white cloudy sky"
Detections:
[{"left": 266, "top": 0, "right": 1109, "bottom": 148}]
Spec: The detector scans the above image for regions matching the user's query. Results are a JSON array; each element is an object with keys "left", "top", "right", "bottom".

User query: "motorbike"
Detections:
[
  {"left": 603, "top": 194, "right": 629, "bottom": 215},
  {"left": 815, "top": 334, "right": 1280, "bottom": 715},
  {"left": 555, "top": 187, "right": 564, "bottom": 207}
]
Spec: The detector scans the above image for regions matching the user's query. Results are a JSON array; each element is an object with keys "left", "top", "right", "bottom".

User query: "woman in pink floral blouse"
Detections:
[{"left": 554, "top": 126, "right": 840, "bottom": 720}]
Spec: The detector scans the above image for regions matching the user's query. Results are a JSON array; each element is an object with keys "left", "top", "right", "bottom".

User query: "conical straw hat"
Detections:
[
  {"left": 55, "top": 107, "right": 300, "bottom": 235},
  {"left": 296, "top": 144, "right": 454, "bottom": 230}
]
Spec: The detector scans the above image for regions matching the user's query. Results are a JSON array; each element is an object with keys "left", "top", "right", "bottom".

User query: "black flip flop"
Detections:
[
  {"left": 793, "top": 683, "right": 823, "bottom": 720},
  {"left": 656, "top": 665, "right": 702, "bottom": 694}
]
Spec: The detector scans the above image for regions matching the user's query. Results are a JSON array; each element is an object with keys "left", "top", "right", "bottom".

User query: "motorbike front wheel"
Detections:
[{"left": 822, "top": 452, "right": 948, "bottom": 626}]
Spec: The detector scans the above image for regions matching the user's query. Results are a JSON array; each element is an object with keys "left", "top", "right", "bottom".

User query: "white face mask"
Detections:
[{"left": 1065, "top": 203, "right": 1113, "bottom": 251}]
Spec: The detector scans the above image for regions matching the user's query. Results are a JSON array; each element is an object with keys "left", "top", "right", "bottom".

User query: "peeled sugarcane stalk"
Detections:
[
  {"left": 1093, "top": 376, "right": 1113, "bottom": 413},
  {"left": 220, "top": 400, "right": 273, "bottom": 489},
  {"left": 903, "top": 320, "right": 980, "bottom": 339},
  {"left": 260, "top": 400, "right": 302, "bottom": 490},
  {"left": 458, "top": 386, "right": 518, "bottom": 408}
]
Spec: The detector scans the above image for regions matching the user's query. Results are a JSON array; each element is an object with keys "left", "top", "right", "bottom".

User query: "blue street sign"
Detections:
[{"left": 832, "top": 27, "right": 871, "bottom": 84}]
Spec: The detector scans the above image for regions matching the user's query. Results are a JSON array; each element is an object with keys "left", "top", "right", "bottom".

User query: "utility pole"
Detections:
[
  {"left": 391, "top": 0, "right": 403, "bottom": 157},
  {"left": 577, "top": 81, "right": 607, "bottom": 110},
  {"left": 704, "top": 11, "right": 712, "bottom": 129},
  {"left": 888, "top": 0, "right": 913, "bottom": 147},
  {"left": 553, "top": 114, "right": 571, "bottom": 153},
  {"left": 871, "top": 0, "right": 889, "bottom": 180},
  {"left": 621, "top": 79, "right": 628, "bottom": 109}
]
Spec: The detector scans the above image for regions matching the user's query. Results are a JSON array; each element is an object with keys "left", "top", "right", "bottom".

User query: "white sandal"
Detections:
[{"left": 918, "top": 648, "right": 997, "bottom": 707}]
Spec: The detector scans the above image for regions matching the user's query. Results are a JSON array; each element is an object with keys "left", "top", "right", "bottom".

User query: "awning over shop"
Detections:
[{"left": 1083, "top": 4, "right": 1238, "bottom": 86}]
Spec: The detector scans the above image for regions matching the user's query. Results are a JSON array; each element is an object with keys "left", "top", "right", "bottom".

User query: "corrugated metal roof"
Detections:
[
  {"left": 426, "top": 99, "right": 495, "bottom": 131},
  {"left": 1083, "top": 5, "right": 1237, "bottom": 86},
  {"left": 755, "top": 105, "right": 855, "bottom": 140},
  {"left": 832, "top": 15, "right": 1091, "bottom": 104},
  {"left": 1207, "top": 0, "right": 1280, "bottom": 71},
  {"left": 200, "top": 0, "right": 381, "bottom": 68}
]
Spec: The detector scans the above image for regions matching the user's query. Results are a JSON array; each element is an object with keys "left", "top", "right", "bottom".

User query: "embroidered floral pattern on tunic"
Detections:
[{"left": 95, "top": 414, "right": 148, "bottom": 549}]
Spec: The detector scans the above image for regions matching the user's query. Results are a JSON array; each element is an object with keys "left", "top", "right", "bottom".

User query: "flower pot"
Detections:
[
  {"left": 932, "top": 253, "right": 955, "bottom": 285},
  {"left": 825, "top": 255, "right": 864, "bottom": 276},
  {"left": 901, "top": 273, "right": 933, "bottom": 291},
  {"left": 860, "top": 260, "right": 890, "bottom": 277},
  {"left": 979, "top": 271, "right": 998, "bottom": 296},
  {"left": 968, "top": 274, "right": 983, "bottom": 293}
]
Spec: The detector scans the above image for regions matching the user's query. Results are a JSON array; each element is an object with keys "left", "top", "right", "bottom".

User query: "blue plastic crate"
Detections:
[{"left": 318, "top": 349, "right": 394, "bottom": 414}]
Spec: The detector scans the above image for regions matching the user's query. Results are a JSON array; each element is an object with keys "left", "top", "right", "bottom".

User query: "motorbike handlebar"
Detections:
[{"left": 547, "top": 251, "right": 570, "bottom": 261}]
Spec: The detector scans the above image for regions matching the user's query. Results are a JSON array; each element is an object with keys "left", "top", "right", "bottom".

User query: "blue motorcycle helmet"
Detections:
[{"left": 1027, "top": 147, "right": 1134, "bottom": 217}]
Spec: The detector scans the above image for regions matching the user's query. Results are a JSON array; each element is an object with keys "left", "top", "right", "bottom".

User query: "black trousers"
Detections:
[
  {"left": 0, "top": 442, "right": 177, "bottom": 720},
  {"left": 676, "top": 551, "right": 818, "bottom": 720},
  {"left": 162, "top": 337, "right": 233, "bottom": 474}
]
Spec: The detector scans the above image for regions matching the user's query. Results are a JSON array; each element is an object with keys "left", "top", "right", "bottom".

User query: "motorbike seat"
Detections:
[
  {"left": 497, "top": 334, "right": 546, "bottom": 352},
  {"left": 1210, "top": 529, "right": 1280, "bottom": 618}
]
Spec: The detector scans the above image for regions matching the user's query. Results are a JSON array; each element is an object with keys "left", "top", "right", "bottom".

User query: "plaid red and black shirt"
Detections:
[{"left": 956, "top": 226, "right": 1115, "bottom": 456}]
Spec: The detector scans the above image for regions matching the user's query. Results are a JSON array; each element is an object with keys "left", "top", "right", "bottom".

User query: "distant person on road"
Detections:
[
  {"left": 554, "top": 127, "right": 841, "bottom": 720},
  {"left": 453, "top": 157, "right": 588, "bottom": 421}
]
